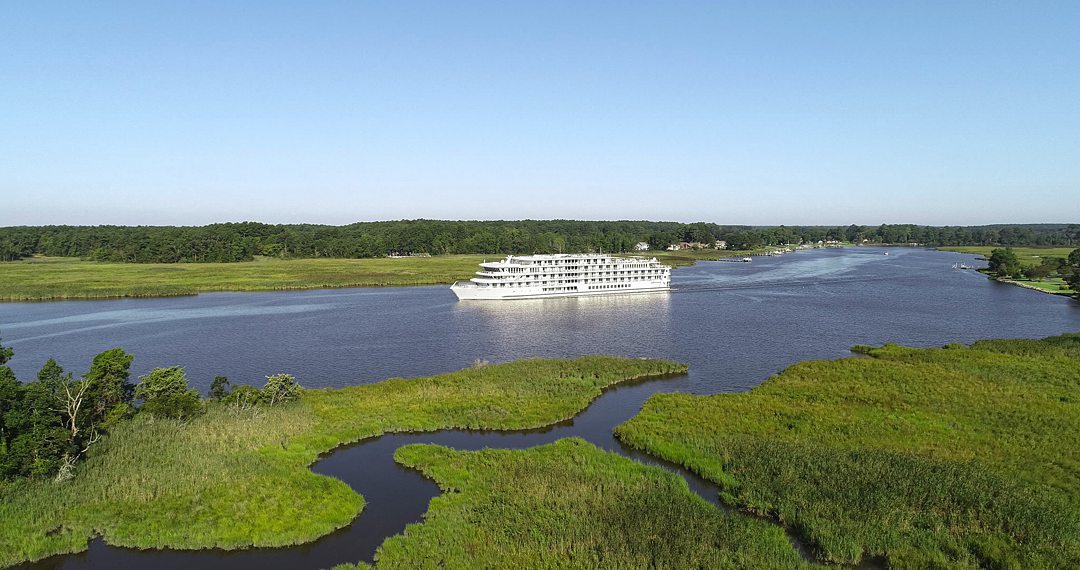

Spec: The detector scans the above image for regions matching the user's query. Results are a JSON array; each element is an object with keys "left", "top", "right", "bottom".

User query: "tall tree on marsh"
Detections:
[
  {"left": 81, "top": 348, "right": 135, "bottom": 432},
  {"left": 987, "top": 248, "right": 1021, "bottom": 278},
  {"left": 208, "top": 375, "right": 231, "bottom": 400}
]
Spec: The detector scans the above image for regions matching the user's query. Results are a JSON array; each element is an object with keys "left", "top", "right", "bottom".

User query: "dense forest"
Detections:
[{"left": 0, "top": 221, "right": 1077, "bottom": 263}]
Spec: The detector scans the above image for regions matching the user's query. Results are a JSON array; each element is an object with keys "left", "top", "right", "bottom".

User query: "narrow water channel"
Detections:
[{"left": 20, "top": 373, "right": 852, "bottom": 570}]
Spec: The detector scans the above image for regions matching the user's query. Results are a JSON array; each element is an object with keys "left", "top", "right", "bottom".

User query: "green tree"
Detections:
[
  {"left": 208, "top": 376, "right": 231, "bottom": 400},
  {"left": 135, "top": 367, "right": 203, "bottom": 420},
  {"left": 1022, "top": 262, "right": 1054, "bottom": 280},
  {"left": 1065, "top": 268, "right": 1080, "bottom": 293},
  {"left": 261, "top": 373, "right": 301, "bottom": 406},
  {"left": 1041, "top": 256, "right": 1067, "bottom": 273},
  {"left": 0, "top": 336, "right": 12, "bottom": 365},
  {"left": 224, "top": 384, "right": 262, "bottom": 407},
  {"left": 0, "top": 336, "right": 14, "bottom": 462},
  {"left": 1069, "top": 248, "right": 1080, "bottom": 267},
  {"left": 987, "top": 248, "right": 1021, "bottom": 278},
  {"left": 5, "top": 360, "right": 74, "bottom": 478},
  {"left": 82, "top": 348, "right": 135, "bottom": 431},
  {"left": 0, "top": 366, "right": 22, "bottom": 470}
]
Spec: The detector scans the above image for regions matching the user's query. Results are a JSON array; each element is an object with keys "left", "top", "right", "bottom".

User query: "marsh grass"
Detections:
[
  {"left": 616, "top": 334, "right": 1080, "bottom": 568},
  {"left": 938, "top": 246, "right": 1076, "bottom": 267},
  {"left": 0, "top": 356, "right": 686, "bottom": 567},
  {"left": 0, "top": 255, "right": 493, "bottom": 301},
  {"left": 332, "top": 438, "right": 809, "bottom": 569}
]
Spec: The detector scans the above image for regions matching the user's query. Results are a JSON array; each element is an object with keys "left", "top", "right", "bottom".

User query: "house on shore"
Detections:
[{"left": 667, "top": 241, "right": 724, "bottom": 251}]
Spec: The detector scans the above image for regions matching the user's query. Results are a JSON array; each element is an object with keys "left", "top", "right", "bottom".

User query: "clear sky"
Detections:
[{"left": 2, "top": 1, "right": 1078, "bottom": 226}]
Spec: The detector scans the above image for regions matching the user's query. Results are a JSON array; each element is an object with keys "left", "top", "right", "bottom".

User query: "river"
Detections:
[{"left": 3, "top": 247, "right": 1079, "bottom": 569}]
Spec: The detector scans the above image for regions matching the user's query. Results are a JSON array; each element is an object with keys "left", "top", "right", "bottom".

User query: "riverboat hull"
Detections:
[
  {"left": 447, "top": 282, "right": 665, "bottom": 300},
  {"left": 451, "top": 281, "right": 670, "bottom": 300}
]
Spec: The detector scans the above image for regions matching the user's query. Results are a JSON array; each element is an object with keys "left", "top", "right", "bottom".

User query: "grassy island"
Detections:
[
  {"left": 616, "top": 334, "right": 1080, "bottom": 568},
  {"left": 332, "top": 439, "right": 808, "bottom": 569},
  {"left": 0, "top": 356, "right": 686, "bottom": 567}
]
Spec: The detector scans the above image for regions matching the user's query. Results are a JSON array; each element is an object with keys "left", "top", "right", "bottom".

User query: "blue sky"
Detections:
[{"left": 2, "top": 1, "right": 1078, "bottom": 226}]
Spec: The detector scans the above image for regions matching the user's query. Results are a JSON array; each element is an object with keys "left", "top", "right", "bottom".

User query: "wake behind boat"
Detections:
[{"left": 451, "top": 253, "right": 671, "bottom": 300}]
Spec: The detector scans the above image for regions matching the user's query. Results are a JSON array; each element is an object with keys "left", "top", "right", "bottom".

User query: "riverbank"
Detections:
[
  {"left": 997, "top": 276, "right": 1075, "bottom": 296},
  {"left": 0, "top": 249, "right": 775, "bottom": 302},
  {"left": 616, "top": 334, "right": 1080, "bottom": 568},
  {"left": 936, "top": 246, "right": 1076, "bottom": 297},
  {"left": 0, "top": 356, "right": 686, "bottom": 568}
]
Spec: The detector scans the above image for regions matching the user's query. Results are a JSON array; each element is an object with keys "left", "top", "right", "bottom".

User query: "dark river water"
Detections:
[{"left": 4, "top": 247, "right": 1080, "bottom": 569}]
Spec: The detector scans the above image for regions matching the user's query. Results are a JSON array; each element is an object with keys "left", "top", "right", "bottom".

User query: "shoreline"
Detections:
[
  {"left": 995, "top": 277, "right": 1076, "bottom": 297},
  {"left": 933, "top": 246, "right": 1076, "bottom": 298},
  {"left": 0, "top": 248, "right": 794, "bottom": 303}
]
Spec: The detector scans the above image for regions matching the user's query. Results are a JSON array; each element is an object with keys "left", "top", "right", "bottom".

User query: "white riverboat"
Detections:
[{"left": 451, "top": 253, "right": 672, "bottom": 300}]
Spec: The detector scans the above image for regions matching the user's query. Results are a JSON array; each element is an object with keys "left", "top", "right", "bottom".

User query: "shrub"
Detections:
[
  {"left": 208, "top": 376, "right": 230, "bottom": 400},
  {"left": 223, "top": 384, "right": 261, "bottom": 405},
  {"left": 135, "top": 367, "right": 203, "bottom": 420},
  {"left": 261, "top": 374, "right": 301, "bottom": 406}
]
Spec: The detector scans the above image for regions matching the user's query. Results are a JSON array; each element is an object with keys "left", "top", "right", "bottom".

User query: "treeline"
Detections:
[
  {"left": 1, "top": 221, "right": 1078, "bottom": 263},
  {"left": 0, "top": 338, "right": 299, "bottom": 481}
]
